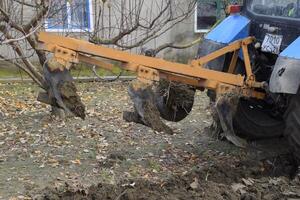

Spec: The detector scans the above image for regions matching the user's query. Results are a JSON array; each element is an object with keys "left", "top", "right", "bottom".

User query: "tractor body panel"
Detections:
[
  {"left": 270, "top": 37, "right": 300, "bottom": 94},
  {"left": 199, "top": 0, "right": 300, "bottom": 95},
  {"left": 197, "top": 39, "right": 226, "bottom": 71},
  {"left": 206, "top": 14, "right": 250, "bottom": 44},
  {"left": 198, "top": 14, "right": 250, "bottom": 71}
]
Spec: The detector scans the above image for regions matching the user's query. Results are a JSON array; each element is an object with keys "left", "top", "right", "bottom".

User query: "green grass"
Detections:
[
  {"left": 0, "top": 64, "right": 134, "bottom": 79},
  {"left": 0, "top": 68, "right": 28, "bottom": 78},
  {"left": 71, "top": 64, "right": 133, "bottom": 77}
]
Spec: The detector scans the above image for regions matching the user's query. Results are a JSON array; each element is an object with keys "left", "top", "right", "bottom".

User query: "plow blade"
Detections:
[
  {"left": 215, "top": 96, "right": 247, "bottom": 148},
  {"left": 39, "top": 61, "right": 86, "bottom": 119},
  {"left": 123, "top": 80, "right": 196, "bottom": 134},
  {"left": 123, "top": 80, "right": 173, "bottom": 135}
]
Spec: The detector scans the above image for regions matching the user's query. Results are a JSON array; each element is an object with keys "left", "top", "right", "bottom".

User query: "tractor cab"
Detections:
[
  {"left": 242, "top": 0, "right": 300, "bottom": 54},
  {"left": 199, "top": 0, "right": 300, "bottom": 90},
  {"left": 197, "top": 0, "right": 300, "bottom": 142}
]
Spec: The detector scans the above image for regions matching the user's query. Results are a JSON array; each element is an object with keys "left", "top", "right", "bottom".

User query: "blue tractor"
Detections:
[{"left": 198, "top": 0, "right": 300, "bottom": 170}]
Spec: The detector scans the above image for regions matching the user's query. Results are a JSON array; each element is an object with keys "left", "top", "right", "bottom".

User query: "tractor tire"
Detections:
[
  {"left": 284, "top": 91, "right": 300, "bottom": 165},
  {"left": 154, "top": 81, "right": 195, "bottom": 122},
  {"left": 233, "top": 98, "right": 285, "bottom": 140}
]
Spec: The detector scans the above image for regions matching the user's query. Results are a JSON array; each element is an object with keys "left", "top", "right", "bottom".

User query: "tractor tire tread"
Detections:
[
  {"left": 285, "top": 93, "right": 300, "bottom": 164},
  {"left": 233, "top": 99, "right": 284, "bottom": 140}
]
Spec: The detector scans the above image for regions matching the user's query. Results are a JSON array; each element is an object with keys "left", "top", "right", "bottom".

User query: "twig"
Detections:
[
  {"left": 0, "top": 54, "right": 44, "bottom": 88},
  {"left": 0, "top": 4, "right": 50, "bottom": 44},
  {"left": 12, "top": 0, "right": 38, "bottom": 8},
  {"left": 154, "top": 38, "right": 202, "bottom": 55},
  {"left": 115, "top": 189, "right": 127, "bottom": 200}
]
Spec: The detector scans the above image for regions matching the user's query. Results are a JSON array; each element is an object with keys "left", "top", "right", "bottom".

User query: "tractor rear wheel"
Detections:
[
  {"left": 233, "top": 98, "right": 285, "bottom": 140},
  {"left": 284, "top": 91, "right": 300, "bottom": 165},
  {"left": 154, "top": 81, "right": 195, "bottom": 122}
]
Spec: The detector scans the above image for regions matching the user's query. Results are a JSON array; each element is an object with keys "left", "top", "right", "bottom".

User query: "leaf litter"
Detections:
[{"left": 0, "top": 82, "right": 299, "bottom": 200}]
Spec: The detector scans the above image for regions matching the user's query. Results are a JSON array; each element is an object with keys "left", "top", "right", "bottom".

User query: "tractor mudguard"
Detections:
[
  {"left": 197, "top": 14, "right": 250, "bottom": 71},
  {"left": 270, "top": 37, "right": 300, "bottom": 94}
]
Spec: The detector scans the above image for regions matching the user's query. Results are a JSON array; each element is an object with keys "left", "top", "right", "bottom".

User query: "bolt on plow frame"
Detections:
[{"left": 37, "top": 32, "right": 266, "bottom": 147}]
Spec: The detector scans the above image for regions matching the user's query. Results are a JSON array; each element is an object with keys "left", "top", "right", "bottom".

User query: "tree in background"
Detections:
[
  {"left": 0, "top": 0, "right": 197, "bottom": 85},
  {"left": 0, "top": 0, "right": 197, "bottom": 116},
  {"left": 0, "top": 0, "right": 50, "bottom": 88},
  {"left": 90, "top": 0, "right": 197, "bottom": 53}
]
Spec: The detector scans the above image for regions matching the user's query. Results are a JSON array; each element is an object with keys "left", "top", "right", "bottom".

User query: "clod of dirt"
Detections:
[
  {"left": 99, "top": 152, "right": 127, "bottom": 168},
  {"left": 109, "top": 152, "right": 126, "bottom": 161},
  {"left": 57, "top": 81, "right": 86, "bottom": 119}
]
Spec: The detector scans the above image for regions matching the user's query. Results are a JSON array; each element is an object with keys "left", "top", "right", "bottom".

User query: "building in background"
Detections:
[
  {"left": 45, "top": 0, "right": 94, "bottom": 32},
  {"left": 195, "top": 0, "right": 222, "bottom": 33},
  {"left": 0, "top": 0, "right": 228, "bottom": 69}
]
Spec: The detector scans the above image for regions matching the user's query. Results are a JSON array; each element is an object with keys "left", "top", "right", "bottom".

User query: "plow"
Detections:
[
  {"left": 36, "top": 0, "right": 300, "bottom": 174},
  {"left": 37, "top": 32, "right": 264, "bottom": 147}
]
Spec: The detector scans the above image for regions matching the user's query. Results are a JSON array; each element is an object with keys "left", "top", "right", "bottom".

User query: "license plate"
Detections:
[{"left": 261, "top": 33, "right": 283, "bottom": 54}]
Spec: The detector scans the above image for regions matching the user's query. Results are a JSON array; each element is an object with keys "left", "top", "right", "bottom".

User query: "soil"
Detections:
[
  {"left": 0, "top": 81, "right": 299, "bottom": 200},
  {"left": 35, "top": 154, "right": 300, "bottom": 200}
]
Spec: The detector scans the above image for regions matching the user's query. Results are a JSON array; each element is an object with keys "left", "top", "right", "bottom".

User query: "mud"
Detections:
[
  {"left": 58, "top": 81, "right": 86, "bottom": 119},
  {"left": 34, "top": 154, "right": 299, "bottom": 200},
  {"left": 37, "top": 82, "right": 300, "bottom": 200}
]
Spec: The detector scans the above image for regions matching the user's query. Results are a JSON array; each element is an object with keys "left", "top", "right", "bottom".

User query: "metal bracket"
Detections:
[
  {"left": 137, "top": 66, "right": 160, "bottom": 84},
  {"left": 216, "top": 83, "right": 265, "bottom": 100},
  {"left": 52, "top": 45, "right": 79, "bottom": 71}
]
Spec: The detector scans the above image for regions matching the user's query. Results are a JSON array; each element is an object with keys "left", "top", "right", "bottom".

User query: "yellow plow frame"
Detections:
[{"left": 38, "top": 32, "right": 265, "bottom": 99}]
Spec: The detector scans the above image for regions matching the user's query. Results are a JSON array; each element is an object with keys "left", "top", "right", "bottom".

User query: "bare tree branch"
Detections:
[
  {"left": 0, "top": 54, "right": 44, "bottom": 87},
  {"left": 12, "top": 0, "right": 38, "bottom": 8},
  {"left": 90, "top": 0, "right": 197, "bottom": 50},
  {"left": 0, "top": 0, "right": 50, "bottom": 88},
  {"left": 154, "top": 38, "right": 202, "bottom": 55}
]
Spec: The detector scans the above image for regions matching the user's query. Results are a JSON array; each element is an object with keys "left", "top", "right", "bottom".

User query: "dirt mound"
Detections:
[
  {"left": 33, "top": 154, "right": 299, "bottom": 200},
  {"left": 33, "top": 177, "right": 237, "bottom": 200}
]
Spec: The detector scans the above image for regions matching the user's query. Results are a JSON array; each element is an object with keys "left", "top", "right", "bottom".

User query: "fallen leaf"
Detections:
[
  {"left": 231, "top": 183, "right": 246, "bottom": 193},
  {"left": 71, "top": 159, "right": 81, "bottom": 165},
  {"left": 242, "top": 178, "right": 254, "bottom": 186},
  {"left": 190, "top": 178, "right": 199, "bottom": 189}
]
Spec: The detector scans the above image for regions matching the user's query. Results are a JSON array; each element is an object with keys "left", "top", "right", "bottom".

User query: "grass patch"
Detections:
[
  {"left": 0, "top": 64, "right": 134, "bottom": 79},
  {"left": 148, "top": 160, "right": 162, "bottom": 172},
  {"left": 0, "top": 68, "right": 28, "bottom": 78},
  {"left": 72, "top": 64, "right": 134, "bottom": 77}
]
